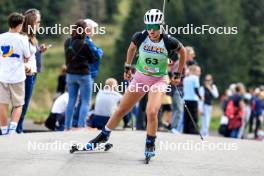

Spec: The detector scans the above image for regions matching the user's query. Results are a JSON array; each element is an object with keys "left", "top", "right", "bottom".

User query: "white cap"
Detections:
[
  {"left": 229, "top": 83, "right": 236, "bottom": 94},
  {"left": 84, "top": 19, "right": 98, "bottom": 28},
  {"left": 255, "top": 88, "right": 260, "bottom": 94},
  {"left": 244, "top": 93, "right": 251, "bottom": 100}
]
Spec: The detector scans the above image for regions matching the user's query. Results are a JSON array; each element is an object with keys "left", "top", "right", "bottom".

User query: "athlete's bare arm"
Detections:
[
  {"left": 171, "top": 46, "right": 186, "bottom": 85},
  {"left": 126, "top": 42, "right": 137, "bottom": 65},
  {"left": 124, "top": 42, "right": 137, "bottom": 80}
]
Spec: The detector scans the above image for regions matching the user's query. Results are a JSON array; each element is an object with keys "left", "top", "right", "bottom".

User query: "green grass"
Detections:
[
  {"left": 195, "top": 105, "right": 222, "bottom": 131},
  {"left": 209, "top": 116, "right": 221, "bottom": 130}
]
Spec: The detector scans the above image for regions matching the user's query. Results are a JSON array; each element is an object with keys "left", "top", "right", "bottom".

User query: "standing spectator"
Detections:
[
  {"left": 71, "top": 19, "right": 103, "bottom": 126},
  {"left": 84, "top": 18, "right": 103, "bottom": 105},
  {"left": 183, "top": 65, "right": 202, "bottom": 134},
  {"left": 64, "top": 19, "right": 96, "bottom": 130},
  {"left": 260, "top": 88, "right": 264, "bottom": 121},
  {"left": 170, "top": 46, "right": 197, "bottom": 134},
  {"left": 169, "top": 60, "right": 185, "bottom": 134},
  {"left": 218, "top": 89, "right": 232, "bottom": 137},
  {"left": 84, "top": 19, "right": 103, "bottom": 80},
  {"left": 225, "top": 84, "right": 245, "bottom": 138},
  {"left": 0, "top": 13, "right": 30, "bottom": 135},
  {"left": 88, "top": 78, "right": 122, "bottom": 129},
  {"left": 249, "top": 88, "right": 263, "bottom": 139},
  {"left": 200, "top": 74, "right": 219, "bottom": 137},
  {"left": 17, "top": 9, "right": 48, "bottom": 133},
  {"left": 185, "top": 46, "right": 197, "bottom": 67}
]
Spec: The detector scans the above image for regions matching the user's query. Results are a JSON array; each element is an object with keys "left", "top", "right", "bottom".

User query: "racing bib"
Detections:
[{"left": 136, "top": 36, "right": 169, "bottom": 76}]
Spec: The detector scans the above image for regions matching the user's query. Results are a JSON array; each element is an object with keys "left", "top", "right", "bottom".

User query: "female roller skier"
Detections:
[{"left": 85, "top": 9, "right": 186, "bottom": 161}]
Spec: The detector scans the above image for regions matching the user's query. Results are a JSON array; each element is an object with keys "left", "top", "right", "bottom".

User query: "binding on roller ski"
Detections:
[
  {"left": 70, "top": 131, "right": 113, "bottom": 153},
  {"left": 70, "top": 0, "right": 201, "bottom": 164},
  {"left": 70, "top": 143, "right": 113, "bottom": 153}
]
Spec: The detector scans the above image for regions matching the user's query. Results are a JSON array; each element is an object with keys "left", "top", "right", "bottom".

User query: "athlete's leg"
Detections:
[
  {"left": 144, "top": 90, "right": 164, "bottom": 158},
  {"left": 106, "top": 90, "right": 145, "bottom": 130},
  {"left": 146, "top": 91, "right": 165, "bottom": 136},
  {"left": 145, "top": 75, "right": 169, "bottom": 136},
  {"left": 87, "top": 89, "right": 145, "bottom": 147}
]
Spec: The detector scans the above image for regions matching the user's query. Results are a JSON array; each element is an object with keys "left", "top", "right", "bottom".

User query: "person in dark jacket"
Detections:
[{"left": 64, "top": 19, "right": 96, "bottom": 130}]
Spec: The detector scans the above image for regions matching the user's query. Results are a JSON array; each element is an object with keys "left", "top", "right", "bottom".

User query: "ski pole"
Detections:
[
  {"left": 131, "top": 115, "right": 134, "bottom": 131},
  {"left": 162, "top": 0, "right": 170, "bottom": 24},
  {"left": 175, "top": 86, "right": 204, "bottom": 140}
]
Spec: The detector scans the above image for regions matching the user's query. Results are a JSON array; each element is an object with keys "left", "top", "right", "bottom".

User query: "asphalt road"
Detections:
[{"left": 0, "top": 131, "right": 264, "bottom": 176}]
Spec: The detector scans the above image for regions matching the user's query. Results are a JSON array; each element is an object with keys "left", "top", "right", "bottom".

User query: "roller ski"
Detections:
[
  {"left": 144, "top": 135, "right": 156, "bottom": 164},
  {"left": 144, "top": 144, "right": 155, "bottom": 164},
  {"left": 69, "top": 142, "right": 113, "bottom": 153},
  {"left": 70, "top": 129, "right": 112, "bottom": 154}
]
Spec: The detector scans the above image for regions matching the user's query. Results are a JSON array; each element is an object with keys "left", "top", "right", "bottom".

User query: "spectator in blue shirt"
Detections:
[{"left": 183, "top": 65, "right": 202, "bottom": 134}]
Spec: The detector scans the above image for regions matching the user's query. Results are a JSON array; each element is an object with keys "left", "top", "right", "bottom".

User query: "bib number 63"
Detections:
[{"left": 145, "top": 58, "right": 158, "bottom": 65}]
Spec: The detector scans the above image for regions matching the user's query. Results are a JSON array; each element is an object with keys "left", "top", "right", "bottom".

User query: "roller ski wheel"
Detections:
[
  {"left": 145, "top": 156, "right": 150, "bottom": 164},
  {"left": 69, "top": 144, "right": 79, "bottom": 154},
  {"left": 144, "top": 152, "right": 155, "bottom": 164},
  {"left": 104, "top": 143, "right": 113, "bottom": 151}
]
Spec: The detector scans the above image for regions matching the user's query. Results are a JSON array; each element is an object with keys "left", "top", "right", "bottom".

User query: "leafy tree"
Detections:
[{"left": 241, "top": 0, "right": 264, "bottom": 86}]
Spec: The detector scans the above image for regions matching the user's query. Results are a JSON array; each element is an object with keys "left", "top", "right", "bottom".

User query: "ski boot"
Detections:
[
  {"left": 70, "top": 129, "right": 111, "bottom": 153},
  {"left": 144, "top": 143, "right": 155, "bottom": 164},
  {"left": 86, "top": 131, "right": 110, "bottom": 150}
]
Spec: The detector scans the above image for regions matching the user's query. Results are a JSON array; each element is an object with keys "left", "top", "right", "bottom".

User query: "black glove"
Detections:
[
  {"left": 173, "top": 72, "right": 181, "bottom": 80},
  {"left": 124, "top": 65, "right": 132, "bottom": 74}
]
